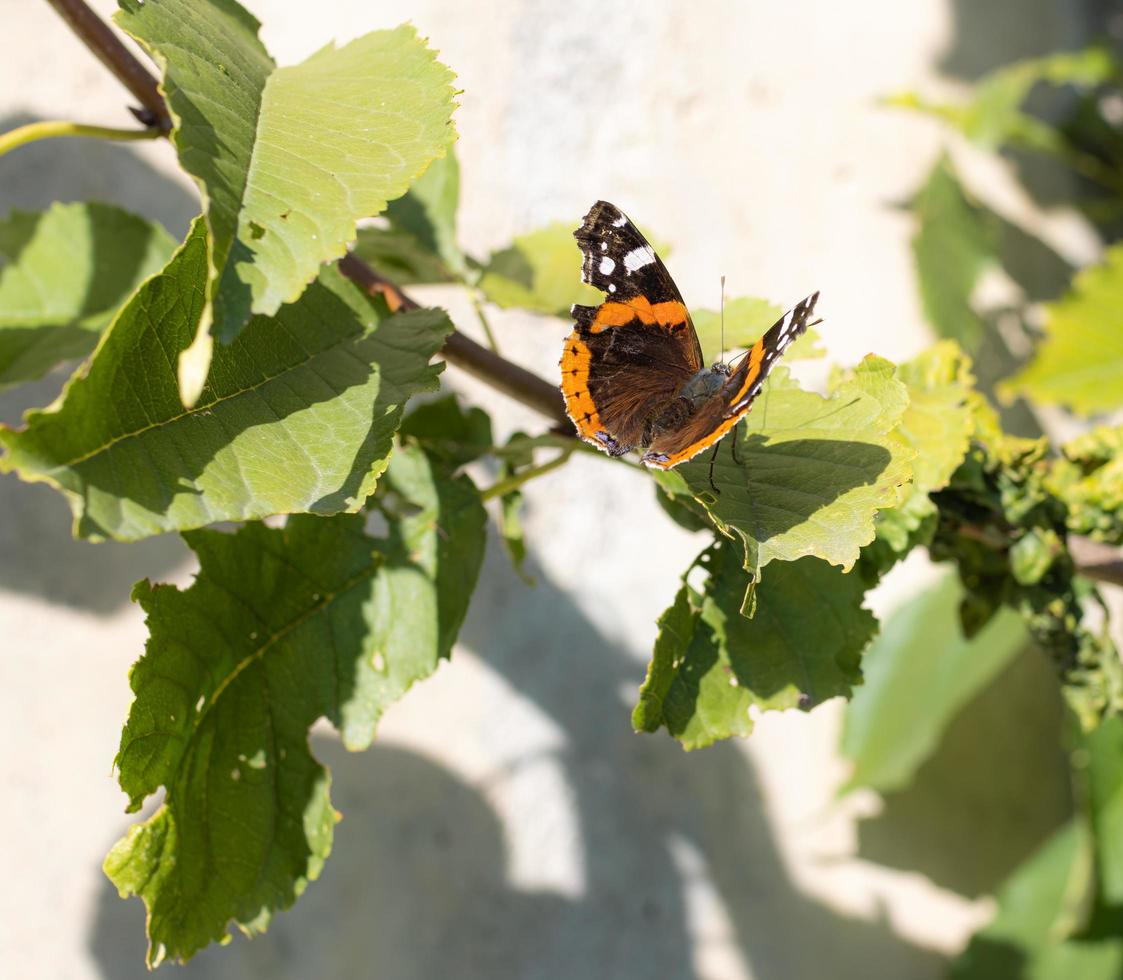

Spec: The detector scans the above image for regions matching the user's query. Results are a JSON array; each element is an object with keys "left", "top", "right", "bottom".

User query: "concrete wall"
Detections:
[{"left": 0, "top": 1, "right": 1091, "bottom": 977}]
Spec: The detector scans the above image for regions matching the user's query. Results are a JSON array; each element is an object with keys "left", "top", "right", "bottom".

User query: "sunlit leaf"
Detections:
[
  {"left": 0, "top": 221, "right": 452, "bottom": 540},
  {"left": 656, "top": 358, "right": 914, "bottom": 588},
  {"left": 1002, "top": 245, "right": 1123, "bottom": 415},
  {"left": 105, "top": 447, "right": 486, "bottom": 964},
  {"left": 116, "top": 0, "right": 456, "bottom": 395}
]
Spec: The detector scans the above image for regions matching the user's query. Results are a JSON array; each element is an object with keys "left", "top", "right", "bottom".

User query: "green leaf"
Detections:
[
  {"left": 351, "top": 226, "right": 458, "bottom": 285},
  {"left": 384, "top": 149, "right": 466, "bottom": 279},
  {"left": 1048, "top": 425, "right": 1123, "bottom": 545},
  {"left": 840, "top": 571, "right": 1027, "bottom": 794},
  {"left": 0, "top": 221, "right": 453, "bottom": 540},
  {"left": 399, "top": 393, "right": 493, "bottom": 468},
  {"left": 635, "top": 542, "right": 877, "bottom": 749},
  {"left": 656, "top": 358, "right": 913, "bottom": 586},
  {"left": 477, "top": 222, "right": 600, "bottom": 316},
  {"left": 1002, "top": 245, "right": 1123, "bottom": 415},
  {"left": 116, "top": 0, "right": 456, "bottom": 392},
  {"left": 911, "top": 156, "right": 996, "bottom": 351},
  {"left": 868, "top": 341, "right": 976, "bottom": 560},
  {"left": 105, "top": 447, "right": 487, "bottom": 965},
  {"left": 952, "top": 716, "right": 1123, "bottom": 979},
  {"left": 888, "top": 48, "right": 1117, "bottom": 151},
  {"left": 0, "top": 202, "right": 176, "bottom": 387}
]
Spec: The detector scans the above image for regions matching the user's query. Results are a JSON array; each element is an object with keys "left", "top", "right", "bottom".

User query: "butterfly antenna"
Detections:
[{"left": 719, "top": 275, "right": 726, "bottom": 367}]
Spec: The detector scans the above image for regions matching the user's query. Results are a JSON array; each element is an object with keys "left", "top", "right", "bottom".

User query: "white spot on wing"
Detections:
[
  {"left": 623, "top": 246, "right": 656, "bottom": 273},
  {"left": 600, "top": 241, "right": 608, "bottom": 251},
  {"left": 599, "top": 255, "right": 616, "bottom": 275},
  {"left": 612, "top": 215, "right": 627, "bottom": 227},
  {"left": 608, "top": 284, "right": 616, "bottom": 292}
]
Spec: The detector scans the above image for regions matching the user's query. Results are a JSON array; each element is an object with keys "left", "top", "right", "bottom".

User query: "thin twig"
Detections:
[
  {"left": 45, "top": 0, "right": 172, "bottom": 132},
  {"left": 1069, "top": 537, "right": 1123, "bottom": 589},
  {"left": 0, "top": 119, "right": 160, "bottom": 158}
]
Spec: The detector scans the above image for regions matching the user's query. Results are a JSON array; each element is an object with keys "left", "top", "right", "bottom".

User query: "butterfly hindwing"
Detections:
[{"left": 642, "top": 292, "right": 820, "bottom": 468}]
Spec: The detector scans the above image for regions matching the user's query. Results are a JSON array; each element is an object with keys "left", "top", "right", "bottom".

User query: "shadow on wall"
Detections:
[
  {"left": 88, "top": 538, "right": 944, "bottom": 980},
  {"left": 0, "top": 114, "right": 200, "bottom": 613}
]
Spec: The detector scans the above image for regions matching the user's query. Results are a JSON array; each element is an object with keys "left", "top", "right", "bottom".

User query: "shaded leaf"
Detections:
[
  {"left": 105, "top": 447, "right": 486, "bottom": 964},
  {"left": 840, "top": 571, "right": 1027, "bottom": 794},
  {"left": 478, "top": 222, "right": 600, "bottom": 316},
  {"left": 1002, "top": 245, "right": 1123, "bottom": 415},
  {"left": 952, "top": 716, "right": 1123, "bottom": 979},
  {"left": 399, "top": 393, "right": 493, "bottom": 468},
  {"left": 0, "top": 202, "right": 176, "bottom": 387},
  {"left": 656, "top": 358, "right": 913, "bottom": 587},
  {"left": 911, "top": 155, "right": 996, "bottom": 351},
  {"left": 384, "top": 149, "right": 466, "bottom": 279},
  {"left": 116, "top": 0, "right": 456, "bottom": 392},
  {"left": 351, "top": 226, "right": 458, "bottom": 285},
  {"left": 636, "top": 542, "right": 876, "bottom": 749},
  {"left": 0, "top": 221, "right": 452, "bottom": 540}
]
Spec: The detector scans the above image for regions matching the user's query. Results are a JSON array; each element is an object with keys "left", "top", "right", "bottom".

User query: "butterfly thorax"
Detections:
[{"left": 678, "top": 363, "right": 732, "bottom": 409}]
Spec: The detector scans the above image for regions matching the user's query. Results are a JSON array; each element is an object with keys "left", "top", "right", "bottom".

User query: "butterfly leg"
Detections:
[
  {"left": 707, "top": 441, "right": 722, "bottom": 495},
  {"left": 730, "top": 421, "right": 742, "bottom": 465}
]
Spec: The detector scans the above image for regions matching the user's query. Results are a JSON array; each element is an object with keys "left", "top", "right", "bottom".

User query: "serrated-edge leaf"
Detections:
[{"left": 0, "top": 220, "right": 453, "bottom": 540}]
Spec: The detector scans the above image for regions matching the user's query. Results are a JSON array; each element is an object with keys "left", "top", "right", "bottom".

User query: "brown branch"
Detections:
[
  {"left": 337, "top": 254, "right": 569, "bottom": 426},
  {"left": 45, "top": 0, "right": 172, "bottom": 132},
  {"left": 1069, "top": 537, "right": 1123, "bottom": 589}
]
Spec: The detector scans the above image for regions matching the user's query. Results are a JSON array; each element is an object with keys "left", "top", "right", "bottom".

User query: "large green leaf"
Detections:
[
  {"left": 952, "top": 715, "right": 1123, "bottom": 979},
  {"left": 115, "top": 0, "right": 456, "bottom": 397},
  {"left": 105, "top": 448, "right": 487, "bottom": 965},
  {"left": 384, "top": 149, "right": 466, "bottom": 279},
  {"left": 656, "top": 358, "right": 913, "bottom": 587},
  {"left": 1002, "top": 245, "right": 1123, "bottom": 415},
  {"left": 635, "top": 542, "right": 876, "bottom": 749},
  {"left": 911, "top": 156, "right": 995, "bottom": 351},
  {"left": 0, "top": 221, "right": 453, "bottom": 540},
  {"left": 0, "top": 202, "right": 176, "bottom": 387},
  {"left": 840, "top": 571, "right": 1027, "bottom": 793}
]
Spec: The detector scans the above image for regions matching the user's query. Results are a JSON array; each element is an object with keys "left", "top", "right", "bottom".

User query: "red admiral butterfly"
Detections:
[{"left": 560, "top": 201, "right": 818, "bottom": 470}]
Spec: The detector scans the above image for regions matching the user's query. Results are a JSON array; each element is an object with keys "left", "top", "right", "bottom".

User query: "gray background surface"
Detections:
[{"left": 0, "top": 1, "right": 1098, "bottom": 977}]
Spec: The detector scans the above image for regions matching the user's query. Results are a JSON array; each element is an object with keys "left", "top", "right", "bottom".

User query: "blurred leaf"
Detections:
[
  {"left": 1002, "top": 245, "right": 1123, "bottom": 415},
  {"left": 952, "top": 715, "right": 1123, "bottom": 979},
  {"left": 399, "top": 393, "right": 493, "bottom": 468},
  {"left": 1048, "top": 425, "right": 1123, "bottom": 545},
  {"left": 105, "top": 447, "right": 486, "bottom": 965},
  {"left": 116, "top": 0, "right": 456, "bottom": 393},
  {"left": 656, "top": 358, "right": 913, "bottom": 588},
  {"left": 692, "top": 297, "right": 824, "bottom": 365},
  {"left": 478, "top": 222, "right": 600, "bottom": 315},
  {"left": 889, "top": 48, "right": 1117, "bottom": 151},
  {"left": 0, "top": 221, "right": 452, "bottom": 540},
  {"left": 351, "top": 226, "right": 458, "bottom": 285},
  {"left": 0, "top": 202, "right": 176, "bottom": 387},
  {"left": 384, "top": 149, "right": 466, "bottom": 278},
  {"left": 911, "top": 155, "right": 996, "bottom": 351},
  {"left": 841, "top": 572, "right": 1027, "bottom": 793},
  {"left": 635, "top": 542, "right": 876, "bottom": 749}
]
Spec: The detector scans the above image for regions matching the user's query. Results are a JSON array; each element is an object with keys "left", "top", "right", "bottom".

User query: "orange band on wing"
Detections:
[
  {"left": 590, "top": 298, "right": 689, "bottom": 332},
  {"left": 559, "top": 332, "right": 604, "bottom": 441}
]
